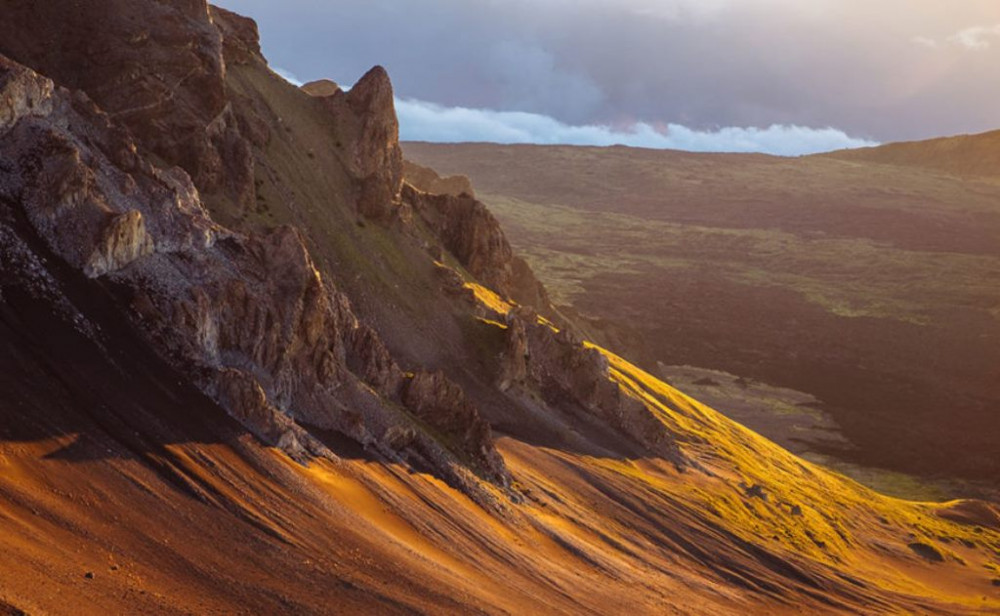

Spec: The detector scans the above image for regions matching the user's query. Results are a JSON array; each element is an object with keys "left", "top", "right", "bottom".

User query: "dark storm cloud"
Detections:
[{"left": 217, "top": 0, "right": 1000, "bottom": 146}]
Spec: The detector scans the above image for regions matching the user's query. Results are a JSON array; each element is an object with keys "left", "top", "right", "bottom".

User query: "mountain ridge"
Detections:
[{"left": 0, "top": 3, "right": 998, "bottom": 614}]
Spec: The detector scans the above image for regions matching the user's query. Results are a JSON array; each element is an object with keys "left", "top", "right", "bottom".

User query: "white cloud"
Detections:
[
  {"left": 272, "top": 66, "right": 303, "bottom": 86},
  {"left": 911, "top": 35, "right": 940, "bottom": 49},
  {"left": 395, "top": 98, "right": 876, "bottom": 156},
  {"left": 949, "top": 24, "right": 1000, "bottom": 50},
  {"left": 528, "top": 0, "right": 833, "bottom": 23},
  {"left": 913, "top": 24, "right": 1000, "bottom": 51}
]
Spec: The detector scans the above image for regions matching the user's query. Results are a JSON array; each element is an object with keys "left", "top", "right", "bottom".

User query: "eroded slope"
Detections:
[{"left": 0, "top": 4, "right": 998, "bottom": 615}]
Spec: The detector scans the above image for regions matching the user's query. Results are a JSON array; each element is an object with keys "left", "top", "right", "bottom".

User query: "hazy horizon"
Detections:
[{"left": 221, "top": 1, "right": 1000, "bottom": 154}]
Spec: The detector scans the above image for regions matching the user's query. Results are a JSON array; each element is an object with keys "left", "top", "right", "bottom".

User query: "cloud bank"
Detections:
[
  {"left": 949, "top": 24, "right": 1000, "bottom": 50},
  {"left": 221, "top": 0, "right": 1000, "bottom": 144},
  {"left": 395, "top": 99, "right": 875, "bottom": 156},
  {"left": 271, "top": 66, "right": 876, "bottom": 155}
]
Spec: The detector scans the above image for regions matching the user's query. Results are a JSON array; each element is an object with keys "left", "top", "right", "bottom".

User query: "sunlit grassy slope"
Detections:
[
  {"left": 404, "top": 142, "right": 1000, "bottom": 488},
  {"left": 462, "top": 283, "right": 1000, "bottom": 614}
]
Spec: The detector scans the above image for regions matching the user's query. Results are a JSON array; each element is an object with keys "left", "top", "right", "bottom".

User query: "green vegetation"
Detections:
[{"left": 483, "top": 192, "right": 1000, "bottom": 326}]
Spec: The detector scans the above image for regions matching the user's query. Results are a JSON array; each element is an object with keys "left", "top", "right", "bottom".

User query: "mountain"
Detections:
[{"left": 1, "top": 3, "right": 999, "bottom": 614}]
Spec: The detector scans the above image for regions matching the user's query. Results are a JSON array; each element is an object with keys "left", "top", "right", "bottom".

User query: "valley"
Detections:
[{"left": 404, "top": 142, "right": 1000, "bottom": 495}]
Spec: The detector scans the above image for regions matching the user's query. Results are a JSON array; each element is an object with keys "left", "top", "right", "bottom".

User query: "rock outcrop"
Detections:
[
  {"left": 510, "top": 256, "right": 554, "bottom": 315},
  {"left": 498, "top": 305, "right": 684, "bottom": 465},
  {"left": 303, "top": 67, "right": 404, "bottom": 220},
  {"left": 85, "top": 210, "right": 155, "bottom": 278},
  {"left": 0, "top": 0, "right": 593, "bottom": 495},
  {"left": 0, "top": 54, "right": 507, "bottom": 490},
  {"left": 402, "top": 371, "right": 507, "bottom": 483},
  {"left": 402, "top": 182, "right": 555, "bottom": 318},
  {"left": 345, "top": 66, "right": 404, "bottom": 219},
  {"left": 210, "top": 5, "right": 263, "bottom": 66},
  {"left": 403, "top": 183, "right": 515, "bottom": 296},
  {"left": 403, "top": 160, "right": 476, "bottom": 198},
  {"left": 301, "top": 80, "right": 342, "bottom": 98},
  {"left": 0, "top": 0, "right": 255, "bottom": 209}
]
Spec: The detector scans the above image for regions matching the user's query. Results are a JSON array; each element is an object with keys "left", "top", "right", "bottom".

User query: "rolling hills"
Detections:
[{"left": 403, "top": 141, "right": 1000, "bottom": 491}]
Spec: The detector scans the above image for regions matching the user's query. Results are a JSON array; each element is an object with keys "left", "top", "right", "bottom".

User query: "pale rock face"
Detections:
[
  {"left": 0, "top": 58, "right": 221, "bottom": 274},
  {"left": 85, "top": 210, "right": 155, "bottom": 278},
  {"left": 0, "top": 61, "right": 54, "bottom": 130},
  {"left": 0, "top": 0, "right": 256, "bottom": 209}
]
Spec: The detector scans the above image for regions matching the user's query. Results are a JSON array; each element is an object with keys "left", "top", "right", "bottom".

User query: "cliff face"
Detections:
[
  {"left": 0, "top": 0, "right": 255, "bottom": 210},
  {"left": 0, "top": 51, "right": 507, "bottom": 491},
  {"left": 0, "top": 0, "right": 656, "bottom": 497}
]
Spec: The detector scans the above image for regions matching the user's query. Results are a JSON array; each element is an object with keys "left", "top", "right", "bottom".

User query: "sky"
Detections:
[{"left": 218, "top": 0, "right": 1000, "bottom": 155}]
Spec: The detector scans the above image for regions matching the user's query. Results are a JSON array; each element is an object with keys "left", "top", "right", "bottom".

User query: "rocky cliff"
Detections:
[
  {"left": 0, "top": 31, "right": 507, "bottom": 493},
  {"left": 402, "top": 182, "right": 554, "bottom": 315},
  {"left": 302, "top": 67, "right": 405, "bottom": 220},
  {"left": 0, "top": 0, "right": 256, "bottom": 210},
  {"left": 0, "top": 0, "right": 685, "bottom": 498},
  {"left": 496, "top": 305, "right": 684, "bottom": 466}
]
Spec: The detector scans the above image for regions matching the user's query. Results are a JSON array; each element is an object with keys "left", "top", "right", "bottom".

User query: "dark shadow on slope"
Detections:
[
  {"left": 0, "top": 602, "right": 28, "bottom": 616},
  {"left": 299, "top": 423, "right": 382, "bottom": 463},
  {"left": 0, "top": 204, "right": 252, "bottom": 471}
]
